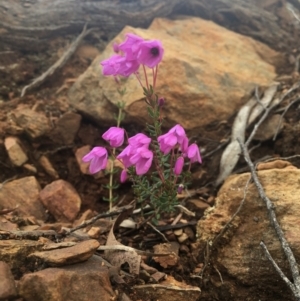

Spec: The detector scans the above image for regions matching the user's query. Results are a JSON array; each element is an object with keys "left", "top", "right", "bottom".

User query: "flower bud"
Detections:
[
  {"left": 120, "top": 170, "right": 128, "bottom": 183},
  {"left": 113, "top": 42, "right": 120, "bottom": 53},
  {"left": 158, "top": 97, "right": 165, "bottom": 107},
  {"left": 174, "top": 156, "right": 184, "bottom": 176},
  {"left": 177, "top": 184, "right": 184, "bottom": 194}
]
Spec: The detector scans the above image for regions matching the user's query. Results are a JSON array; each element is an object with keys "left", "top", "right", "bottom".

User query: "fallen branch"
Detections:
[
  {"left": 64, "top": 204, "right": 134, "bottom": 235},
  {"left": 20, "top": 23, "right": 96, "bottom": 97}
]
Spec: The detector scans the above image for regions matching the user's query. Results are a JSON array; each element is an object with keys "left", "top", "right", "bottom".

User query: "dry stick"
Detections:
[
  {"left": 65, "top": 204, "right": 134, "bottom": 235},
  {"left": 273, "top": 96, "right": 300, "bottom": 140},
  {"left": 21, "top": 23, "right": 96, "bottom": 97},
  {"left": 238, "top": 140, "right": 300, "bottom": 299}
]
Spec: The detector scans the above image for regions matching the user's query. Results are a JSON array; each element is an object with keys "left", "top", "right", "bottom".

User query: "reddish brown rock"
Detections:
[
  {"left": 39, "top": 180, "right": 81, "bottom": 222},
  {"left": 28, "top": 239, "right": 100, "bottom": 266},
  {"left": 0, "top": 176, "right": 46, "bottom": 220},
  {"left": 18, "top": 256, "right": 115, "bottom": 301},
  {"left": 4, "top": 136, "right": 28, "bottom": 166},
  {"left": 49, "top": 112, "right": 82, "bottom": 145},
  {"left": 11, "top": 107, "right": 51, "bottom": 139},
  {"left": 0, "top": 261, "right": 17, "bottom": 300}
]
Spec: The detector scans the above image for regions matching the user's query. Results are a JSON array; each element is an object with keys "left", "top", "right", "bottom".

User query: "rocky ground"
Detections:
[{"left": 1, "top": 13, "right": 300, "bottom": 301}]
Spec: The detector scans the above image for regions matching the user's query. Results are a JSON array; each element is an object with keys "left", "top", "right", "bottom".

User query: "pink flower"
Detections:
[
  {"left": 100, "top": 55, "right": 139, "bottom": 77},
  {"left": 187, "top": 144, "right": 202, "bottom": 164},
  {"left": 117, "top": 58, "right": 140, "bottom": 77},
  {"left": 117, "top": 145, "right": 134, "bottom": 168},
  {"left": 102, "top": 127, "right": 125, "bottom": 148},
  {"left": 180, "top": 136, "right": 189, "bottom": 154},
  {"left": 119, "top": 33, "right": 144, "bottom": 60},
  {"left": 100, "top": 54, "right": 122, "bottom": 76},
  {"left": 128, "top": 133, "right": 151, "bottom": 149},
  {"left": 82, "top": 147, "right": 108, "bottom": 174},
  {"left": 157, "top": 124, "right": 187, "bottom": 154},
  {"left": 130, "top": 148, "right": 153, "bottom": 175},
  {"left": 137, "top": 40, "right": 164, "bottom": 68},
  {"left": 113, "top": 42, "right": 119, "bottom": 53},
  {"left": 174, "top": 156, "right": 184, "bottom": 175},
  {"left": 120, "top": 170, "right": 128, "bottom": 183}
]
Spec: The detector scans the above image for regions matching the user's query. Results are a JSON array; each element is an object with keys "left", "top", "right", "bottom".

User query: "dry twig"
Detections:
[{"left": 21, "top": 23, "right": 96, "bottom": 97}]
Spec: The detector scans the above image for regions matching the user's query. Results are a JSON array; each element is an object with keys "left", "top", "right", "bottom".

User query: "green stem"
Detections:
[{"left": 108, "top": 105, "right": 123, "bottom": 212}]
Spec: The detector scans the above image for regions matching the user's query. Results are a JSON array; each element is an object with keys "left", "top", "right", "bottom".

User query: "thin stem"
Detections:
[
  {"left": 143, "top": 65, "right": 149, "bottom": 90},
  {"left": 108, "top": 105, "right": 124, "bottom": 212}
]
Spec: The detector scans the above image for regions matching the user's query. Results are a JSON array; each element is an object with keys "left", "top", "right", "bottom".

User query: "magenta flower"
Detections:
[
  {"left": 130, "top": 148, "right": 153, "bottom": 175},
  {"left": 120, "top": 170, "right": 128, "bottom": 183},
  {"left": 100, "top": 54, "right": 122, "bottom": 76},
  {"left": 128, "top": 133, "right": 151, "bottom": 149},
  {"left": 119, "top": 33, "right": 144, "bottom": 60},
  {"left": 82, "top": 147, "right": 108, "bottom": 174},
  {"left": 117, "top": 145, "right": 134, "bottom": 168},
  {"left": 117, "top": 58, "right": 140, "bottom": 77},
  {"left": 157, "top": 124, "right": 187, "bottom": 154},
  {"left": 137, "top": 40, "right": 164, "bottom": 68},
  {"left": 174, "top": 156, "right": 184, "bottom": 176},
  {"left": 180, "top": 136, "right": 189, "bottom": 154},
  {"left": 187, "top": 144, "right": 202, "bottom": 164},
  {"left": 102, "top": 127, "right": 125, "bottom": 148}
]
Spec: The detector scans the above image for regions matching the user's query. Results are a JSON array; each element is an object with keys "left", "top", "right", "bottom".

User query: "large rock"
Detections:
[
  {"left": 39, "top": 179, "right": 81, "bottom": 222},
  {"left": 0, "top": 176, "right": 46, "bottom": 220},
  {"left": 195, "top": 167, "right": 300, "bottom": 300},
  {"left": 18, "top": 256, "right": 115, "bottom": 301},
  {"left": 68, "top": 17, "right": 278, "bottom": 131}
]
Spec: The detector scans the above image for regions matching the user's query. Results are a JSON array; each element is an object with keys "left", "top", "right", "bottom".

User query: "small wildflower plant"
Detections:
[{"left": 83, "top": 33, "right": 202, "bottom": 221}]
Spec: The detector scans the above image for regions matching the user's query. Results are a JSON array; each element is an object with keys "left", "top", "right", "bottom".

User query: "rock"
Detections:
[
  {"left": 4, "top": 136, "right": 28, "bottom": 166},
  {"left": 0, "top": 176, "right": 46, "bottom": 220},
  {"left": 39, "top": 179, "right": 81, "bottom": 222},
  {"left": 0, "top": 216, "right": 18, "bottom": 231},
  {"left": 177, "top": 233, "right": 189, "bottom": 244},
  {"left": 195, "top": 168, "right": 300, "bottom": 300},
  {"left": 88, "top": 227, "right": 101, "bottom": 238},
  {"left": 0, "top": 261, "right": 17, "bottom": 300},
  {"left": 153, "top": 242, "right": 179, "bottom": 268},
  {"left": 49, "top": 112, "right": 82, "bottom": 145},
  {"left": 18, "top": 256, "right": 115, "bottom": 301},
  {"left": 134, "top": 275, "right": 200, "bottom": 301},
  {"left": 11, "top": 107, "right": 51, "bottom": 139},
  {"left": 187, "top": 199, "right": 210, "bottom": 210},
  {"left": 257, "top": 159, "right": 296, "bottom": 171},
  {"left": 68, "top": 17, "right": 277, "bottom": 131},
  {"left": 38, "top": 155, "right": 59, "bottom": 179},
  {"left": 0, "top": 240, "right": 44, "bottom": 277},
  {"left": 253, "top": 114, "right": 283, "bottom": 141},
  {"left": 28, "top": 239, "right": 100, "bottom": 267}
]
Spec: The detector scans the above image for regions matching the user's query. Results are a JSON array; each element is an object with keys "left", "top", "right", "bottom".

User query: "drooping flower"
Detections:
[
  {"left": 180, "top": 136, "right": 189, "bottom": 154},
  {"left": 157, "top": 124, "right": 187, "bottom": 154},
  {"left": 187, "top": 144, "right": 202, "bottom": 164},
  {"left": 128, "top": 133, "right": 151, "bottom": 149},
  {"left": 100, "top": 54, "right": 122, "bottom": 76},
  {"left": 130, "top": 148, "right": 153, "bottom": 175},
  {"left": 117, "top": 58, "right": 140, "bottom": 77},
  {"left": 120, "top": 169, "right": 128, "bottom": 183},
  {"left": 117, "top": 145, "right": 134, "bottom": 168},
  {"left": 82, "top": 147, "right": 108, "bottom": 174},
  {"left": 174, "top": 156, "right": 184, "bottom": 176},
  {"left": 137, "top": 40, "right": 164, "bottom": 68},
  {"left": 102, "top": 127, "right": 125, "bottom": 148},
  {"left": 100, "top": 55, "right": 140, "bottom": 77},
  {"left": 119, "top": 33, "right": 144, "bottom": 60}
]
